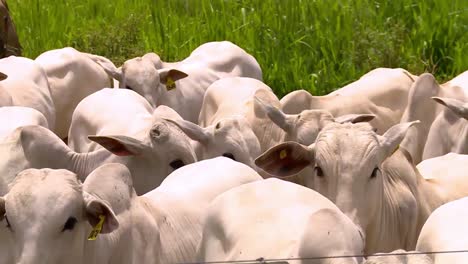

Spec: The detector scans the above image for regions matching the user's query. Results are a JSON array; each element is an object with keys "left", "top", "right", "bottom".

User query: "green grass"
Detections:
[{"left": 8, "top": 0, "right": 468, "bottom": 97}]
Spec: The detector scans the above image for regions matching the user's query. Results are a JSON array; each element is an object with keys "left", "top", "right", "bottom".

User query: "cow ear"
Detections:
[
  {"left": 334, "top": 113, "right": 376, "bottom": 124},
  {"left": 88, "top": 135, "right": 148, "bottom": 156},
  {"left": 92, "top": 57, "right": 123, "bottom": 82},
  {"left": 254, "top": 96, "right": 293, "bottom": 132},
  {"left": 255, "top": 141, "right": 314, "bottom": 177},
  {"left": 0, "top": 72, "right": 7, "bottom": 81},
  {"left": 0, "top": 197, "right": 5, "bottom": 221},
  {"left": 163, "top": 118, "right": 211, "bottom": 144},
  {"left": 432, "top": 97, "right": 468, "bottom": 119},
  {"left": 379, "top": 121, "right": 420, "bottom": 161},
  {"left": 83, "top": 193, "right": 119, "bottom": 234},
  {"left": 159, "top": 69, "right": 188, "bottom": 85}
]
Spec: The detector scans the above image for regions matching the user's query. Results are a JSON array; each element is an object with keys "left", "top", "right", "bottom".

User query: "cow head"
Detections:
[
  {"left": 256, "top": 121, "right": 419, "bottom": 253},
  {"left": 0, "top": 164, "right": 132, "bottom": 264},
  {"left": 95, "top": 53, "right": 188, "bottom": 108},
  {"left": 165, "top": 116, "right": 261, "bottom": 170}
]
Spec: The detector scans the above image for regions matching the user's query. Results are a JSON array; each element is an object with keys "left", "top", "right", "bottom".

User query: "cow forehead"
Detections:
[
  {"left": 7, "top": 169, "right": 82, "bottom": 217},
  {"left": 315, "top": 123, "right": 379, "bottom": 159}
]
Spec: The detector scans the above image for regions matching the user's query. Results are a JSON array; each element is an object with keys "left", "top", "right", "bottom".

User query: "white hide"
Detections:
[
  {"left": 416, "top": 196, "right": 468, "bottom": 264},
  {"left": 0, "top": 159, "right": 261, "bottom": 264},
  {"left": 68, "top": 88, "right": 153, "bottom": 152},
  {"left": 0, "top": 106, "right": 48, "bottom": 140},
  {"left": 197, "top": 178, "right": 365, "bottom": 264},
  {"left": 35, "top": 47, "right": 114, "bottom": 138},
  {"left": 280, "top": 68, "right": 417, "bottom": 134},
  {"left": 95, "top": 41, "right": 263, "bottom": 122},
  {"left": 0, "top": 56, "right": 56, "bottom": 130}
]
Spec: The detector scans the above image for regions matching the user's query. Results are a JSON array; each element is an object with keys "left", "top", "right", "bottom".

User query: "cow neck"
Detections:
[
  {"left": 67, "top": 148, "right": 117, "bottom": 181},
  {"left": 365, "top": 149, "right": 423, "bottom": 254}
]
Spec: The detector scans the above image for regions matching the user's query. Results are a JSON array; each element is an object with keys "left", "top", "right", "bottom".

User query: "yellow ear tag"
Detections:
[
  {"left": 280, "top": 149, "right": 287, "bottom": 160},
  {"left": 166, "top": 76, "right": 176, "bottom": 91},
  {"left": 87, "top": 215, "right": 106, "bottom": 241}
]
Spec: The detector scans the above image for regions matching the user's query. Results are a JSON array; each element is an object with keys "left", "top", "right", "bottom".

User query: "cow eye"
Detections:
[
  {"left": 125, "top": 85, "right": 133, "bottom": 90},
  {"left": 315, "top": 166, "right": 324, "bottom": 178},
  {"left": 222, "top": 153, "right": 236, "bottom": 161},
  {"left": 370, "top": 167, "right": 379, "bottom": 179},
  {"left": 4, "top": 214, "right": 11, "bottom": 230},
  {"left": 62, "top": 217, "right": 77, "bottom": 232},
  {"left": 170, "top": 159, "right": 185, "bottom": 170}
]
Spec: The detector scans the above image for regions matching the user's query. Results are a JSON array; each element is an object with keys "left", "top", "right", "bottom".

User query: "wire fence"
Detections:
[{"left": 179, "top": 249, "right": 468, "bottom": 264}]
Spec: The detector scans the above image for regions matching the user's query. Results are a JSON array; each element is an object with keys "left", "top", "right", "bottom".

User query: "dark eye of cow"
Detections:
[
  {"left": 315, "top": 166, "right": 324, "bottom": 178},
  {"left": 62, "top": 217, "right": 77, "bottom": 232},
  {"left": 222, "top": 153, "right": 236, "bottom": 161},
  {"left": 125, "top": 85, "right": 133, "bottom": 90},
  {"left": 4, "top": 214, "right": 11, "bottom": 230},
  {"left": 370, "top": 167, "right": 379, "bottom": 179},
  {"left": 170, "top": 159, "right": 185, "bottom": 170}
]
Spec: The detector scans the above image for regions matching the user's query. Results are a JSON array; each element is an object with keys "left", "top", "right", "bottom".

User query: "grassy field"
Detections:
[{"left": 8, "top": 0, "right": 467, "bottom": 97}]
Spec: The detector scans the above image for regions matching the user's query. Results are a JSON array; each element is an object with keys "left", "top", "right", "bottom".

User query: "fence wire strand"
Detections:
[{"left": 179, "top": 249, "right": 468, "bottom": 264}]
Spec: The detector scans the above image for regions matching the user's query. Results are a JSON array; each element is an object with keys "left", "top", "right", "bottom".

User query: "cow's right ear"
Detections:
[
  {"left": 95, "top": 60, "right": 123, "bottom": 82},
  {"left": 255, "top": 96, "right": 294, "bottom": 132},
  {"left": 433, "top": 97, "right": 468, "bottom": 120},
  {"left": 255, "top": 141, "right": 315, "bottom": 177},
  {"left": 0, "top": 72, "right": 7, "bottom": 81}
]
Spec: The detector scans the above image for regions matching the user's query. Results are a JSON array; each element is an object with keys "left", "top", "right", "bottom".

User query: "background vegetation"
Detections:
[{"left": 9, "top": 0, "right": 467, "bottom": 97}]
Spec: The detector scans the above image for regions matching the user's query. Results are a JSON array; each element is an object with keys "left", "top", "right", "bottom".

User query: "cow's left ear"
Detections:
[
  {"left": 159, "top": 69, "right": 188, "bottom": 87},
  {"left": 254, "top": 96, "right": 294, "bottom": 132},
  {"left": 433, "top": 97, "right": 468, "bottom": 120},
  {"left": 0, "top": 72, "right": 7, "bottom": 81},
  {"left": 83, "top": 192, "right": 119, "bottom": 234},
  {"left": 88, "top": 135, "right": 148, "bottom": 156},
  {"left": 255, "top": 141, "right": 315, "bottom": 177},
  {"left": 378, "top": 121, "right": 420, "bottom": 161}
]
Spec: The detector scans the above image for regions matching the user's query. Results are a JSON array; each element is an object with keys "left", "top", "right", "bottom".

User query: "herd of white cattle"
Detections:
[{"left": 0, "top": 40, "right": 466, "bottom": 264}]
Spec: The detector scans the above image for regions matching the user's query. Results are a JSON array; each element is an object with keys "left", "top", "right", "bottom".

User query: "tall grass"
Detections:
[{"left": 8, "top": 0, "right": 467, "bottom": 96}]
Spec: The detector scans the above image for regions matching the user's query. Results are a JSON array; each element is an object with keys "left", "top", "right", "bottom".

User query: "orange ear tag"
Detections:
[{"left": 87, "top": 215, "right": 106, "bottom": 241}]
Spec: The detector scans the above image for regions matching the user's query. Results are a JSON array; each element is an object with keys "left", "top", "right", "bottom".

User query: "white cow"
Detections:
[
  {"left": 35, "top": 47, "right": 115, "bottom": 138},
  {"left": 0, "top": 158, "right": 261, "bottom": 264},
  {"left": 280, "top": 68, "right": 417, "bottom": 134},
  {"left": 0, "top": 106, "right": 48, "bottom": 140},
  {"left": 68, "top": 88, "right": 180, "bottom": 153},
  {"left": 416, "top": 197, "right": 468, "bottom": 263},
  {"left": 197, "top": 178, "right": 365, "bottom": 264},
  {"left": 400, "top": 71, "right": 468, "bottom": 163},
  {"left": 0, "top": 56, "right": 56, "bottom": 129},
  {"left": 95, "top": 41, "right": 263, "bottom": 123},
  {"left": 0, "top": 124, "right": 197, "bottom": 195},
  {"left": 255, "top": 122, "right": 468, "bottom": 254}
]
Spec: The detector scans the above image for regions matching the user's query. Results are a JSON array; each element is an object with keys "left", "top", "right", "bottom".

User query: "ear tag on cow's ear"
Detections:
[
  {"left": 166, "top": 76, "right": 176, "bottom": 91},
  {"left": 280, "top": 149, "right": 287, "bottom": 160},
  {"left": 87, "top": 215, "right": 106, "bottom": 241}
]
